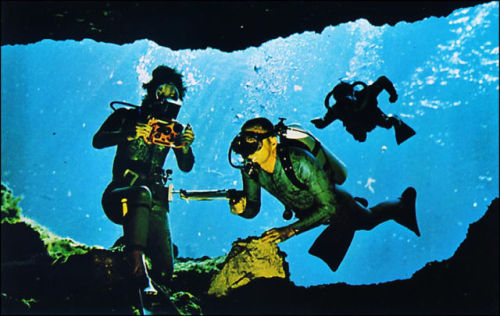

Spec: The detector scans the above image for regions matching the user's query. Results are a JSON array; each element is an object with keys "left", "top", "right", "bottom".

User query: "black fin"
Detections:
[
  {"left": 395, "top": 187, "right": 420, "bottom": 237},
  {"left": 309, "top": 224, "right": 355, "bottom": 272},
  {"left": 395, "top": 121, "right": 416, "bottom": 145}
]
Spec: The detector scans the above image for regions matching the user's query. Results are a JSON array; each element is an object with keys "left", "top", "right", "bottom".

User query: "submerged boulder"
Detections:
[{"left": 208, "top": 236, "right": 290, "bottom": 297}]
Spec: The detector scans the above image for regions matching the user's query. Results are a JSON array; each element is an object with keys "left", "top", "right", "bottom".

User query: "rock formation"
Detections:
[
  {"left": 1, "top": 183, "right": 498, "bottom": 315},
  {"left": 208, "top": 236, "right": 289, "bottom": 297},
  {"left": 1, "top": 1, "right": 490, "bottom": 52}
]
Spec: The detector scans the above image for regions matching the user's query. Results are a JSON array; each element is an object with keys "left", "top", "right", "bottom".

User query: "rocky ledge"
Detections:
[{"left": 1, "top": 183, "right": 498, "bottom": 315}]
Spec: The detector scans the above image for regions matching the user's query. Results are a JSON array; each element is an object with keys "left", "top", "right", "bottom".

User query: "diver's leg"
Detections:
[
  {"left": 144, "top": 209, "right": 179, "bottom": 313},
  {"left": 377, "top": 113, "right": 416, "bottom": 144},
  {"left": 337, "top": 187, "right": 420, "bottom": 236},
  {"left": 113, "top": 186, "right": 155, "bottom": 289},
  {"left": 146, "top": 210, "right": 174, "bottom": 287},
  {"left": 375, "top": 112, "right": 399, "bottom": 129}
]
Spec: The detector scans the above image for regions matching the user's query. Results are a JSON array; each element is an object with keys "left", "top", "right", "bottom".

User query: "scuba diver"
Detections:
[
  {"left": 227, "top": 117, "right": 420, "bottom": 271},
  {"left": 92, "top": 66, "right": 195, "bottom": 302},
  {"left": 311, "top": 76, "right": 416, "bottom": 144}
]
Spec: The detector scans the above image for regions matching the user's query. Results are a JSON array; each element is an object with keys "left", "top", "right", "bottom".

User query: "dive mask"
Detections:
[
  {"left": 149, "top": 83, "right": 183, "bottom": 120},
  {"left": 228, "top": 130, "right": 274, "bottom": 170}
]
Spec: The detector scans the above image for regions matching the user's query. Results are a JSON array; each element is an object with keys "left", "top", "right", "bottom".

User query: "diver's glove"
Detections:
[
  {"left": 179, "top": 124, "right": 195, "bottom": 153},
  {"left": 389, "top": 93, "right": 398, "bottom": 103},
  {"left": 311, "top": 118, "right": 328, "bottom": 129},
  {"left": 260, "top": 226, "right": 296, "bottom": 243},
  {"left": 228, "top": 190, "right": 246, "bottom": 215}
]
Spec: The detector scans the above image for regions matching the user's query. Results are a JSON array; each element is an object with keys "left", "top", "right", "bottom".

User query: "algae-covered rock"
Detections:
[
  {"left": 171, "top": 291, "right": 202, "bottom": 315},
  {"left": 1, "top": 184, "right": 22, "bottom": 223},
  {"left": 208, "top": 236, "right": 290, "bottom": 297}
]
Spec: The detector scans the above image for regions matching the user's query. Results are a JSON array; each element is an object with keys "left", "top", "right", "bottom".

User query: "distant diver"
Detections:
[
  {"left": 311, "top": 76, "right": 416, "bottom": 144},
  {"left": 227, "top": 117, "right": 420, "bottom": 272},
  {"left": 93, "top": 65, "right": 195, "bottom": 308}
]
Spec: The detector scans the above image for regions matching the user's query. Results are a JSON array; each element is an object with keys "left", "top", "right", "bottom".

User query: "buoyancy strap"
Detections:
[{"left": 277, "top": 145, "right": 308, "bottom": 190}]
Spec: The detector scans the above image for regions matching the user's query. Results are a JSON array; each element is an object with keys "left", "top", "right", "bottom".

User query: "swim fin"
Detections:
[
  {"left": 394, "top": 120, "right": 416, "bottom": 145},
  {"left": 394, "top": 187, "right": 421, "bottom": 237},
  {"left": 308, "top": 224, "right": 355, "bottom": 272}
]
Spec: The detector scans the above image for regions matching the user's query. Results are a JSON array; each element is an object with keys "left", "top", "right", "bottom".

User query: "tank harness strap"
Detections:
[
  {"left": 281, "top": 138, "right": 332, "bottom": 177},
  {"left": 312, "top": 140, "right": 333, "bottom": 176},
  {"left": 277, "top": 145, "right": 308, "bottom": 191},
  {"left": 311, "top": 140, "right": 321, "bottom": 156}
]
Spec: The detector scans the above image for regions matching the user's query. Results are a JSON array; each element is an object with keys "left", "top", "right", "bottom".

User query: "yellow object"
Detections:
[
  {"left": 142, "top": 118, "right": 185, "bottom": 148},
  {"left": 121, "top": 198, "right": 128, "bottom": 217},
  {"left": 283, "top": 124, "right": 348, "bottom": 185},
  {"left": 208, "top": 237, "right": 287, "bottom": 297},
  {"left": 230, "top": 196, "right": 247, "bottom": 215}
]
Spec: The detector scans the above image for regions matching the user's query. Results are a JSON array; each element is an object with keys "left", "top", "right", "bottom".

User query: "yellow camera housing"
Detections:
[{"left": 142, "top": 118, "right": 185, "bottom": 148}]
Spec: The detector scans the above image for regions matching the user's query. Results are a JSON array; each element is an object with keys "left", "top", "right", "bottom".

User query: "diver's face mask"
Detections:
[
  {"left": 228, "top": 130, "right": 274, "bottom": 173},
  {"left": 147, "top": 83, "right": 183, "bottom": 120}
]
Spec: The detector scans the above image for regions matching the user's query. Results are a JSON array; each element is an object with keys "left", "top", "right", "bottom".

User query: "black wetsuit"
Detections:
[
  {"left": 314, "top": 76, "right": 401, "bottom": 142},
  {"left": 93, "top": 106, "right": 194, "bottom": 284}
]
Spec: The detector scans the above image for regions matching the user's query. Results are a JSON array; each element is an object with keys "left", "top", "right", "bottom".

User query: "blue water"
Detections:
[{"left": 1, "top": 2, "right": 498, "bottom": 287}]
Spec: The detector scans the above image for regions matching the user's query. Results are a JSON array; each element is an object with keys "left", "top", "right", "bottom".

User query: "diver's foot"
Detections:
[
  {"left": 127, "top": 249, "right": 151, "bottom": 290},
  {"left": 395, "top": 187, "right": 421, "bottom": 237}
]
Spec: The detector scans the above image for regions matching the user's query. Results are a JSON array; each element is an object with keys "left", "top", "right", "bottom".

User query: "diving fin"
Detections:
[
  {"left": 308, "top": 224, "right": 355, "bottom": 272},
  {"left": 394, "top": 187, "right": 421, "bottom": 237},
  {"left": 394, "top": 120, "right": 416, "bottom": 145}
]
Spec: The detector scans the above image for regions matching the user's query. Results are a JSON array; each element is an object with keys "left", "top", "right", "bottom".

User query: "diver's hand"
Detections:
[
  {"left": 389, "top": 93, "right": 398, "bottom": 103},
  {"left": 260, "top": 227, "right": 296, "bottom": 243},
  {"left": 311, "top": 118, "right": 327, "bottom": 129},
  {"left": 180, "top": 124, "right": 195, "bottom": 153},
  {"left": 127, "top": 123, "right": 152, "bottom": 141},
  {"left": 229, "top": 192, "right": 246, "bottom": 215}
]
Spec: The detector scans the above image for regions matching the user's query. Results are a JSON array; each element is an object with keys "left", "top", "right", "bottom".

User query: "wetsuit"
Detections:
[
  {"left": 314, "top": 76, "right": 403, "bottom": 142},
  {"left": 239, "top": 145, "right": 392, "bottom": 233},
  {"left": 236, "top": 144, "right": 418, "bottom": 271},
  {"left": 93, "top": 107, "right": 194, "bottom": 284}
]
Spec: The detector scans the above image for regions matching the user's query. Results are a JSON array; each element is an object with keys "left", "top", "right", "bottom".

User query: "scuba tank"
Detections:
[{"left": 276, "top": 119, "right": 348, "bottom": 185}]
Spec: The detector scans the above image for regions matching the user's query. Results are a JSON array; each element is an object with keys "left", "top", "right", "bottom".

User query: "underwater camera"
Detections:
[
  {"left": 109, "top": 101, "right": 186, "bottom": 148},
  {"left": 143, "top": 118, "right": 185, "bottom": 148}
]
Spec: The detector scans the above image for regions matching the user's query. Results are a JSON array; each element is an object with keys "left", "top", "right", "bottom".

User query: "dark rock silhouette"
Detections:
[
  {"left": 1, "top": 1, "right": 489, "bottom": 52},
  {"left": 1, "top": 183, "right": 498, "bottom": 314}
]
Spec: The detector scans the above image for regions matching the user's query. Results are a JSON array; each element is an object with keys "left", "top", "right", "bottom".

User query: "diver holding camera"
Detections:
[{"left": 93, "top": 66, "right": 194, "bottom": 309}]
